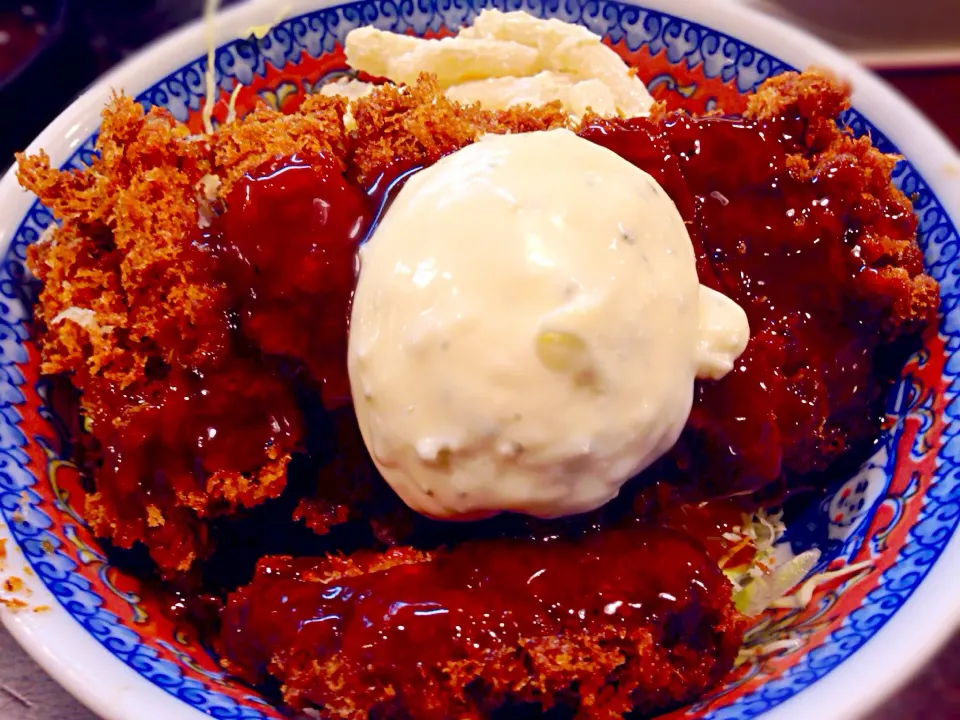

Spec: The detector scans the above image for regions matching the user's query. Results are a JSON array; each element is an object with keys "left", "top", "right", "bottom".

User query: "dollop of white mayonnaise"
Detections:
[{"left": 347, "top": 129, "right": 749, "bottom": 519}]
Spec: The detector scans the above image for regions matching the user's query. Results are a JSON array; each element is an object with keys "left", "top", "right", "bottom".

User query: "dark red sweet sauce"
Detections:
[
  {"left": 80, "top": 152, "right": 373, "bottom": 564},
  {"left": 89, "top": 359, "right": 301, "bottom": 516},
  {"left": 212, "top": 153, "right": 372, "bottom": 406},
  {"left": 631, "top": 484, "right": 756, "bottom": 566},
  {"left": 582, "top": 113, "right": 912, "bottom": 496},
  {"left": 0, "top": 10, "right": 48, "bottom": 78},
  {"left": 220, "top": 526, "right": 729, "bottom": 684}
]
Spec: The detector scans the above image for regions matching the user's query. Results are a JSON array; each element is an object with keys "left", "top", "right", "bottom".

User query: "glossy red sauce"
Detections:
[
  {"left": 220, "top": 526, "right": 728, "bottom": 683},
  {"left": 213, "top": 153, "right": 372, "bottom": 406},
  {"left": 0, "top": 11, "right": 47, "bottom": 77},
  {"left": 83, "top": 150, "right": 376, "bottom": 553},
  {"left": 90, "top": 360, "right": 301, "bottom": 515},
  {"left": 630, "top": 483, "right": 753, "bottom": 563},
  {"left": 581, "top": 113, "right": 910, "bottom": 496}
]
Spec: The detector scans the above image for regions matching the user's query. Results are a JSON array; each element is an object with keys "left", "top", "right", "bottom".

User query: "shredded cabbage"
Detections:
[
  {"left": 720, "top": 510, "right": 816, "bottom": 617},
  {"left": 720, "top": 509, "right": 873, "bottom": 621},
  {"left": 768, "top": 559, "right": 872, "bottom": 610},
  {"left": 718, "top": 510, "right": 786, "bottom": 592},
  {"left": 733, "top": 548, "right": 822, "bottom": 616}
]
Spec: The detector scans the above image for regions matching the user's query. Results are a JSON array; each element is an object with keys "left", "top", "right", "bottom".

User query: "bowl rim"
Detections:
[{"left": 0, "top": 1, "right": 958, "bottom": 720}]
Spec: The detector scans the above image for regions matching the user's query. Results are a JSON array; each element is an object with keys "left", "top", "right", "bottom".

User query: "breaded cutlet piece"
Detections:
[
  {"left": 19, "top": 96, "right": 226, "bottom": 389},
  {"left": 745, "top": 69, "right": 938, "bottom": 334},
  {"left": 219, "top": 529, "right": 743, "bottom": 720},
  {"left": 291, "top": 70, "right": 940, "bottom": 542},
  {"left": 16, "top": 79, "right": 582, "bottom": 574},
  {"left": 19, "top": 94, "right": 354, "bottom": 390},
  {"left": 646, "top": 69, "right": 939, "bottom": 498},
  {"left": 17, "top": 97, "right": 333, "bottom": 574},
  {"left": 76, "top": 358, "right": 301, "bottom": 576},
  {"left": 18, "top": 99, "right": 252, "bottom": 574}
]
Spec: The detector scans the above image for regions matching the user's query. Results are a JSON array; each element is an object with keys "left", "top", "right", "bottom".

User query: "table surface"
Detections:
[{"left": 1, "top": 2, "right": 958, "bottom": 719}]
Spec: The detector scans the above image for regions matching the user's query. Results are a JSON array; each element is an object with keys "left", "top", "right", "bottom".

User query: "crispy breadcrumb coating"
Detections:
[
  {"left": 348, "top": 74, "right": 571, "bottom": 184},
  {"left": 220, "top": 532, "right": 743, "bottom": 720},
  {"left": 213, "top": 94, "right": 350, "bottom": 194},
  {"left": 19, "top": 98, "right": 225, "bottom": 389}
]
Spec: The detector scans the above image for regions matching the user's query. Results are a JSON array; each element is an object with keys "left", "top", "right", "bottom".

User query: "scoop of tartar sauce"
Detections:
[{"left": 347, "top": 128, "right": 749, "bottom": 519}]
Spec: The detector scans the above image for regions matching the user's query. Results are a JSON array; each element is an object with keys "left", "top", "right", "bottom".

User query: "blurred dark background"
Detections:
[
  {"left": 0, "top": 0, "right": 239, "bottom": 167},
  {"left": 0, "top": 0, "right": 957, "bottom": 171}
]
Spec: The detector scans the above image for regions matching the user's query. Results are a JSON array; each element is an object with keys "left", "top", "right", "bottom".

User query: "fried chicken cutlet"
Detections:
[
  {"left": 584, "top": 70, "right": 938, "bottom": 499},
  {"left": 292, "top": 70, "right": 938, "bottom": 542},
  {"left": 219, "top": 527, "right": 743, "bottom": 720},
  {"left": 16, "top": 79, "right": 567, "bottom": 573}
]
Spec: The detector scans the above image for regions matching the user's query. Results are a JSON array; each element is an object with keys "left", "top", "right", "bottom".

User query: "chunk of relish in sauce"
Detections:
[
  {"left": 211, "top": 153, "right": 372, "bottom": 406},
  {"left": 581, "top": 113, "right": 910, "bottom": 497},
  {"left": 220, "top": 526, "right": 733, "bottom": 686}
]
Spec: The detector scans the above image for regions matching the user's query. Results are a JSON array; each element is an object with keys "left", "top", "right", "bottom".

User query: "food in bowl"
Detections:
[{"left": 13, "top": 9, "right": 939, "bottom": 719}]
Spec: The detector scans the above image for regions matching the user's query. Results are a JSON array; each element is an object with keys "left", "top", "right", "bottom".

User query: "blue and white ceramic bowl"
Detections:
[{"left": 0, "top": 1, "right": 958, "bottom": 719}]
